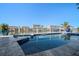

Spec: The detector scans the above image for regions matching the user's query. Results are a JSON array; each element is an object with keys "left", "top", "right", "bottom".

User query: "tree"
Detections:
[
  {"left": 1, "top": 23, "right": 9, "bottom": 35},
  {"left": 63, "top": 22, "right": 69, "bottom": 30},
  {"left": 0, "top": 24, "right": 2, "bottom": 34}
]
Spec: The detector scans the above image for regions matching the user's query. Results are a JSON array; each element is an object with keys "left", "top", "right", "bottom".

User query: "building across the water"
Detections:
[
  {"left": 32, "top": 24, "right": 44, "bottom": 33},
  {"left": 47, "top": 25, "right": 64, "bottom": 33},
  {"left": 9, "top": 26, "right": 32, "bottom": 35},
  {"left": 8, "top": 26, "right": 18, "bottom": 35},
  {"left": 0, "top": 24, "right": 77, "bottom": 35},
  {"left": 19, "top": 26, "right": 32, "bottom": 34}
]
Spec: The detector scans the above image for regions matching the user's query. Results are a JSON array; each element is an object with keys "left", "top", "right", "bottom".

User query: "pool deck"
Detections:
[
  {"left": 0, "top": 32, "right": 79, "bottom": 56},
  {"left": 0, "top": 37, "right": 24, "bottom": 56}
]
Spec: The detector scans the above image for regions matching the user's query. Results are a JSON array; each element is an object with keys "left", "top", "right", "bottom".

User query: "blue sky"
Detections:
[{"left": 0, "top": 3, "right": 79, "bottom": 27}]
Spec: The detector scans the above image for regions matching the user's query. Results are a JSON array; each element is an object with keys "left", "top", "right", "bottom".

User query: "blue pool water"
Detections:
[{"left": 19, "top": 34, "right": 79, "bottom": 55}]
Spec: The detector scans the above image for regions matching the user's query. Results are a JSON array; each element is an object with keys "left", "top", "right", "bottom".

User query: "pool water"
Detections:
[{"left": 19, "top": 34, "right": 79, "bottom": 55}]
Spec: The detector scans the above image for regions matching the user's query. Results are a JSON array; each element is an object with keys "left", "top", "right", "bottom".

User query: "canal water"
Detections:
[{"left": 19, "top": 34, "right": 79, "bottom": 55}]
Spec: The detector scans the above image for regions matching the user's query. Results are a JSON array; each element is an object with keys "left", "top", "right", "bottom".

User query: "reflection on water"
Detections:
[
  {"left": 61, "top": 34, "right": 71, "bottom": 40},
  {"left": 18, "top": 34, "right": 79, "bottom": 55},
  {"left": 30, "top": 34, "right": 72, "bottom": 41},
  {"left": 17, "top": 34, "right": 79, "bottom": 55},
  {"left": 20, "top": 34, "right": 71, "bottom": 55}
]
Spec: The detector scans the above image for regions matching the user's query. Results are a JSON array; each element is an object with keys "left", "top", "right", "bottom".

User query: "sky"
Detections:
[{"left": 0, "top": 3, "right": 79, "bottom": 27}]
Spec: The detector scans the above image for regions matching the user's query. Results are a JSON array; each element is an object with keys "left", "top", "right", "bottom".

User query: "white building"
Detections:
[
  {"left": 32, "top": 24, "right": 44, "bottom": 33},
  {"left": 47, "top": 25, "right": 64, "bottom": 32}
]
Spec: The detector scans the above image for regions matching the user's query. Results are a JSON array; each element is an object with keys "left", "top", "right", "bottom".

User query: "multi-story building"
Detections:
[
  {"left": 19, "top": 26, "right": 31, "bottom": 34},
  {"left": 32, "top": 24, "right": 44, "bottom": 33},
  {"left": 71, "top": 26, "right": 77, "bottom": 32},
  {"left": 47, "top": 25, "right": 63, "bottom": 32},
  {"left": 42, "top": 27, "right": 49, "bottom": 33},
  {"left": 47, "top": 25, "right": 54, "bottom": 32},
  {"left": 9, "top": 26, "right": 32, "bottom": 35},
  {"left": 8, "top": 26, "right": 18, "bottom": 35},
  {"left": 7, "top": 24, "right": 76, "bottom": 35},
  {"left": 32, "top": 24, "right": 65, "bottom": 33}
]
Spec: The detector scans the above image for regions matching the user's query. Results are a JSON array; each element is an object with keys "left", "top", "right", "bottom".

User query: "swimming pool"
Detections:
[{"left": 19, "top": 34, "right": 79, "bottom": 55}]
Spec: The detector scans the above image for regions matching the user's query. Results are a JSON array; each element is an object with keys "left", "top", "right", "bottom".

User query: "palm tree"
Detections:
[
  {"left": 63, "top": 22, "right": 69, "bottom": 30},
  {"left": 1, "top": 23, "right": 9, "bottom": 35},
  {"left": 0, "top": 24, "right": 2, "bottom": 34},
  {"left": 77, "top": 27, "right": 79, "bottom": 32}
]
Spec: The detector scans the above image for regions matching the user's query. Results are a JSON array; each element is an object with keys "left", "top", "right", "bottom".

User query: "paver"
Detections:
[{"left": 0, "top": 37, "right": 24, "bottom": 56}]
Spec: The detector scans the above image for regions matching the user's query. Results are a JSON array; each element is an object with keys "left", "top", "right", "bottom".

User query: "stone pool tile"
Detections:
[
  {"left": 29, "top": 50, "right": 54, "bottom": 56},
  {"left": 48, "top": 41, "right": 79, "bottom": 56},
  {"left": 73, "top": 51, "right": 79, "bottom": 56},
  {"left": 5, "top": 42, "right": 25, "bottom": 56},
  {"left": 47, "top": 41, "right": 79, "bottom": 56},
  {"left": 5, "top": 47, "right": 24, "bottom": 56},
  {"left": 0, "top": 37, "right": 25, "bottom": 56},
  {"left": 0, "top": 47, "right": 7, "bottom": 56},
  {"left": 67, "top": 43, "right": 79, "bottom": 51},
  {"left": 0, "top": 38, "right": 10, "bottom": 47},
  {"left": 50, "top": 45, "right": 76, "bottom": 56}
]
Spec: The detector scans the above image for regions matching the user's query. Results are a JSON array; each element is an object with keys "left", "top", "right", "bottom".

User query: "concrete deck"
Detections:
[{"left": 0, "top": 37, "right": 24, "bottom": 56}]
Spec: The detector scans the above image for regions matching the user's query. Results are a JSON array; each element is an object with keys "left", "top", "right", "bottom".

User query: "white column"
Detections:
[{"left": 18, "top": 26, "right": 20, "bottom": 34}]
